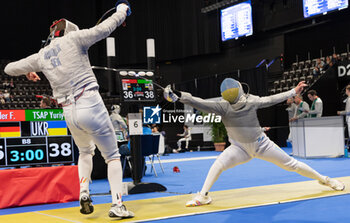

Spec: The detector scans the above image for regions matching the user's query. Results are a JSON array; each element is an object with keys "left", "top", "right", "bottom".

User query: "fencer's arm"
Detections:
[
  {"left": 258, "top": 89, "right": 296, "bottom": 109},
  {"left": 307, "top": 100, "right": 323, "bottom": 115},
  {"left": 339, "top": 110, "right": 346, "bottom": 115},
  {"left": 4, "top": 53, "right": 41, "bottom": 76},
  {"left": 118, "top": 116, "right": 128, "bottom": 130},
  {"left": 339, "top": 99, "right": 350, "bottom": 115},
  {"left": 179, "top": 92, "right": 229, "bottom": 116},
  {"left": 72, "top": 4, "right": 128, "bottom": 48}
]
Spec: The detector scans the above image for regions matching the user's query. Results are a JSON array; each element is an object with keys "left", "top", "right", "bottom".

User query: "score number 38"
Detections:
[{"left": 49, "top": 143, "right": 72, "bottom": 157}]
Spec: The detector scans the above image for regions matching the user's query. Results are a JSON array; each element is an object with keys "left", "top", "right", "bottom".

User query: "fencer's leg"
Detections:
[
  {"left": 174, "top": 138, "right": 185, "bottom": 153},
  {"left": 257, "top": 138, "right": 345, "bottom": 191},
  {"left": 185, "top": 139, "right": 190, "bottom": 149},
  {"left": 77, "top": 152, "right": 95, "bottom": 215},
  {"left": 78, "top": 152, "right": 93, "bottom": 194},
  {"left": 94, "top": 133, "right": 135, "bottom": 218},
  {"left": 91, "top": 126, "right": 125, "bottom": 206},
  {"left": 65, "top": 121, "right": 95, "bottom": 215},
  {"left": 84, "top": 99, "right": 134, "bottom": 218},
  {"left": 186, "top": 145, "right": 252, "bottom": 207},
  {"left": 70, "top": 91, "right": 133, "bottom": 217},
  {"left": 199, "top": 160, "right": 225, "bottom": 196},
  {"left": 107, "top": 159, "right": 123, "bottom": 206}
]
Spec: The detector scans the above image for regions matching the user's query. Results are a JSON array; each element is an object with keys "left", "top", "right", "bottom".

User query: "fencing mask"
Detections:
[
  {"left": 111, "top": 105, "right": 121, "bottom": 114},
  {"left": 50, "top": 19, "right": 79, "bottom": 37},
  {"left": 43, "top": 19, "right": 79, "bottom": 47},
  {"left": 220, "top": 78, "right": 244, "bottom": 104}
]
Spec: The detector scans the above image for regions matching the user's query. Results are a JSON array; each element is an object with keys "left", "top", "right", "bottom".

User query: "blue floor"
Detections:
[{"left": 1, "top": 148, "right": 350, "bottom": 222}]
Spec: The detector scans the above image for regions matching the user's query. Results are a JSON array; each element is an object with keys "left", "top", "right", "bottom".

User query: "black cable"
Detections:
[{"left": 96, "top": 7, "right": 116, "bottom": 25}]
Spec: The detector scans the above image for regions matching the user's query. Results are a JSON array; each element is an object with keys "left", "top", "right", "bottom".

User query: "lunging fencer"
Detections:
[
  {"left": 4, "top": 0, "right": 134, "bottom": 218},
  {"left": 164, "top": 79, "right": 345, "bottom": 207}
]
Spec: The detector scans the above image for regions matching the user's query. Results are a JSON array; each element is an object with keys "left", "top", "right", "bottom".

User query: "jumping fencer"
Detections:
[
  {"left": 163, "top": 79, "right": 345, "bottom": 207},
  {"left": 4, "top": 0, "right": 134, "bottom": 218}
]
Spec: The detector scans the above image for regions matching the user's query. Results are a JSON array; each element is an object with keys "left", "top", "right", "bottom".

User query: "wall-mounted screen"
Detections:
[
  {"left": 303, "top": 0, "right": 348, "bottom": 18},
  {"left": 220, "top": 0, "right": 253, "bottom": 41}
]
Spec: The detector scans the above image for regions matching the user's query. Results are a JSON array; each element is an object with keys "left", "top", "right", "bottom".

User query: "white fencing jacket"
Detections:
[
  {"left": 5, "top": 5, "right": 128, "bottom": 104},
  {"left": 179, "top": 89, "right": 296, "bottom": 143}
]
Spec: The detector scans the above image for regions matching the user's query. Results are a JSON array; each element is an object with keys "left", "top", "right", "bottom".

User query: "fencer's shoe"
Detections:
[
  {"left": 319, "top": 177, "right": 345, "bottom": 191},
  {"left": 79, "top": 191, "right": 94, "bottom": 215},
  {"left": 186, "top": 192, "right": 212, "bottom": 207},
  {"left": 109, "top": 204, "right": 134, "bottom": 219}
]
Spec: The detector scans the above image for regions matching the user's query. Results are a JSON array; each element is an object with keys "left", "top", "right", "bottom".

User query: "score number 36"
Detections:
[{"left": 49, "top": 143, "right": 72, "bottom": 157}]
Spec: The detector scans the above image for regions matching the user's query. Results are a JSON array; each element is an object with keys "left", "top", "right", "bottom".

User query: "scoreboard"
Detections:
[
  {"left": 120, "top": 78, "right": 156, "bottom": 102},
  {"left": 0, "top": 109, "right": 74, "bottom": 167},
  {"left": 0, "top": 136, "right": 73, "bottom": 167},
  {"left": 220, "top": 0, "right": 253, "bottom": 41},
  {"left": 303, "top": 0, "right": 348, "bottom": 18}
]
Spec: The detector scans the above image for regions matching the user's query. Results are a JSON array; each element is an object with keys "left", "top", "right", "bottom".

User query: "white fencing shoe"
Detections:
[
  {"left": 109, "top": 204, "right": 134, "bottom": 219},
  {"left": 186, "top": 192, "right": 212, "bottom": 207},
  {"left": 319, "top": 177, "right": 345, "bottom": 191},
  {"left": 79, "top": 191, "right": 94, "bottom": 215}
]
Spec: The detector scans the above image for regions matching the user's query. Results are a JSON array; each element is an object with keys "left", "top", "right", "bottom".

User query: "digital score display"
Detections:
[
  {"left": 303, "top": 0, "right": 348, "bottom": 18},
  {"left": 0, "top": 136, "right": 74, "bottom": 167},
  {"left": 121, "top": 78, "right": 156, "bottom": 102},
  {"left": 220, "top": 0, "right": 253, "bottom": 41}
]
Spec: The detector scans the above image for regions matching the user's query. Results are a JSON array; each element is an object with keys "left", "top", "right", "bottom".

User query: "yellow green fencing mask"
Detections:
[{"left": 220, "top": 78, "right": 243, "bottom": 104}]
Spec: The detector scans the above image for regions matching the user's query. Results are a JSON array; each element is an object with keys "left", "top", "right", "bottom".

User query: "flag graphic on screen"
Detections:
[
  {"left": 0, "top": 122, "right": 21, "bottom": 137},
  {"left": 47, "top": 121, "right": 68, "bottom": 136}
]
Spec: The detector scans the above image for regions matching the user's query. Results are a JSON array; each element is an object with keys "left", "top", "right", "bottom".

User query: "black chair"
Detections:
[
  {"left": 122, "top": 135, "right": 162, "bottom": 178},
  {"left": 141, "top": 135, "right": 161, "bottom": 177}
]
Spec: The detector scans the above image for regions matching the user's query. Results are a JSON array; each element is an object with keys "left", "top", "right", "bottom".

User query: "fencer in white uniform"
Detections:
[
  {"left": 286, "top": 98, "right": 297, "bottom": 142},
  {"left": 164, "top": 78, "right": 345, "bottom": 207},
  {"left": 110, "top": 105, "right": 128, "bottom": 131},
  {"left": 4, "top": 1, "right": 134, "bottom": 218},
  {"left": 174, "top": 125, "right": 192, "bottom": 153}
]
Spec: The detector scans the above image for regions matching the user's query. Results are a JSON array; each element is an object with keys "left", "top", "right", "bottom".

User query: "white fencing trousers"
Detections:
[
  {"left": 201, "top": 134, "right": 326, "bottom": 195},
  {"left": 177, "top": 137, "right": 191, "bottom": 149},
  {"left": 63, "top": 90, "right": 120, "bottom": 162}
]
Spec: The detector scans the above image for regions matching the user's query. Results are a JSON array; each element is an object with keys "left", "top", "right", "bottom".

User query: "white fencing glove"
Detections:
[{"left": 163, "top": 85, "right": 179, "bottom": 103}]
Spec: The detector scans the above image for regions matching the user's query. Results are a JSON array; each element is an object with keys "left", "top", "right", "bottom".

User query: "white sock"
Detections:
[
  {"left": 108, "top": 159, "right": 123, "bottom": 206},
  {"left": 296, "top": 161, "right": 327, "bottom": 183},
  {"left": 78, "top": 153, "right": 93, "bottom": 196},
  {"left": 200, "top": 160, "right": 225, "bottom": 196}
]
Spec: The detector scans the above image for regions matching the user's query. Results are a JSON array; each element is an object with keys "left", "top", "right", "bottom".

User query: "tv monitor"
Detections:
[
  {"left": 303, "top": 0, "right": 348, "bottom": 18},
  {"left": 220, "top": 0, "right": 253, "bottom": 41}
]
